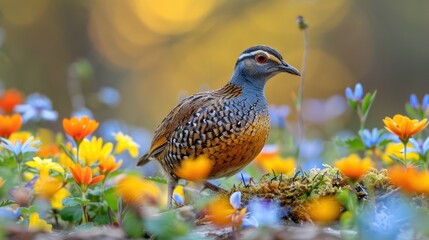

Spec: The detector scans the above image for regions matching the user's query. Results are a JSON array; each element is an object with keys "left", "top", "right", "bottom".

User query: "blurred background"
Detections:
[{"left": 1, "top": 0, "right": 429, "bottom": 146}]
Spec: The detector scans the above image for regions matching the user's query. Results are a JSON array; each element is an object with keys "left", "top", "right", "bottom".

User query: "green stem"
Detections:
[
  {"left": 357, "top": 104, "right": 365, "bottom": 131},
  {"left": 296, "top": 26, "right": 308, "bottom": 158},
  {"left": 76, "top": 141, "right": 81, "bottom": 164},
  {"left": 403, "top": 142, "right": 408, "bottom": 167},
  {"left": 81, "top": 190, "right": 88, "bottom": 224},
  {"left": 17, "top": 162, "right": 22, "bottom": 188}
]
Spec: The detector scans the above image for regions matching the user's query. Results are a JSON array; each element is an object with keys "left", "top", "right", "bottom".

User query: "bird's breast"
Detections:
[{"left": 161, "top": 97, "right": 271, "bottom": 179}]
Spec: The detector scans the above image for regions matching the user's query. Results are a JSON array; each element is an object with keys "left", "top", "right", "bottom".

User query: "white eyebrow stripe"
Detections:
[
  {"left": 238, "top": 50, "right": 268, "bottom": 61},
  {"left": 237, "top": 50, "right": 282, "bottom": 64}
]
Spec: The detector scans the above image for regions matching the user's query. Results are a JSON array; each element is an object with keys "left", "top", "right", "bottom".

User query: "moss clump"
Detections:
[{"left": 229, "top": 167, "right": 393, "bottom": 222}]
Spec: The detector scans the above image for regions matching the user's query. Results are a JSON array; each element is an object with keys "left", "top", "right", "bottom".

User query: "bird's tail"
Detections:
[{"left": 137, "top": 153, "right": 151, "bottom": 166}]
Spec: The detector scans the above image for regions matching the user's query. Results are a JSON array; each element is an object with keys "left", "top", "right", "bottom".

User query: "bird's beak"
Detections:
[{"left": 279, "top": 60, "right": 301, "bottom": 76}]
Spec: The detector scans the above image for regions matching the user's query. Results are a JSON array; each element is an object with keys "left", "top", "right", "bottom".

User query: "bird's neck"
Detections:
[{"left": 229, "top": 69, "right": 267, "bottom": 96}]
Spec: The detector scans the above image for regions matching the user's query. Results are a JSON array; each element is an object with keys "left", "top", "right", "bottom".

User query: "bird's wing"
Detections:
[
  {"left": 138, "top": 83, "right": 242, "bottom": 165},
  {"left": 143, "top": 91, "right": 216, "bottom": 159}
]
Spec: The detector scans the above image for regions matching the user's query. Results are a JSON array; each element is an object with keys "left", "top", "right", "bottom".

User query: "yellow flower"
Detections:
[
  {"left": 172, "top": 185, "right": 185, "bottom": 205},
  {"left": 26, "top": 157, "right": 64, "bottom": 179},
  {"left": 383, "top": 114, "right": 428, "bottom": 143},
  {"left": 28, "top": 212, "right": 52, "bottom": 233},
  {"left": 116, "top": 175, "right": 161, "bottom": 206},
  {"left": 306, "top": 196, "right": 341, "bottom": 225},
  {"left": 79, "top": 136, "right": 113, "bottom": 166},
  {"left": 9, "top": 131, "right": 33, "bottom": 143},
  {"left": 34, "top": 177, "right": 64, "bottom": 199},
  {"left": 24, "top": 172, "right": 35, "bottom": 182},
  {"left": 174, "top": 155, "right": 213, "bottom": 181},
  {"left": 261, "top": 155, "right": 296, "bottom": 176},
  {"left": 0, "top": 177, "right": 4, "bottom": 188},
  {"left": 113, "top": 132, "right": 140, "bottom": 157},
  {"left": 382, "top": 142, "right": 419, "bottom": 164},
  {"left": 51, "top": 188, "right": 70, "bottom": 209},
  {"left": 335, "top": 154, "right": 374, "bottom": 180}
]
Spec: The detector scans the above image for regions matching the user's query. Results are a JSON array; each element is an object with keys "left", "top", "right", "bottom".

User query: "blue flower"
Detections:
[
  {"left": 1, "top": 136, "right": 40, "bottom": 160},
  {"left": 72, "top": 107, "right": 94, "bottom": 119},
  {"left": 345, "top": 83, "right": 364, "bottom": 102},
  {"left": 229, "top": 191, "right": 241, "bottom": 210},
  {"left": 409, "top": 94, "right": 419, "bottom": 109},
  {"left": 14, "top": 93, "right": 58, "bottom": 123},
  {"left": 409, "top": 137, "right": 429, "bottom": 155},
  {"left": 236, "top": 171, "right": 252, "bottom": 183},
  {"left": 409, "top": 94, "right": 429, "bottom": 111},
  {"left": 0, "top": 207, "right": 20, "bottom": 221},
  {"left": 423, "top": 94, "right": 429, "bottom": 110},
  {"left": 359, "top": 128, "right": 391, "bottom": 148},
  {"left": 246, "top": 199, "right": 282, "bottom": 227},
  {"left": 358, "top": 194, "right": 414, "bottom": 240},
  {"left": 98, "top": 87, "right": 121, "bottom": 107},
  {"left": 269, "top": 105, "right": 290, "bottom": 128}
]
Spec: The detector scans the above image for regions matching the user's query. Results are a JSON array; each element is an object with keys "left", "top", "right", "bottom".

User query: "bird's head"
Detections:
[{"left": 234, "top": 45, "right": 300, "bottom": 80}]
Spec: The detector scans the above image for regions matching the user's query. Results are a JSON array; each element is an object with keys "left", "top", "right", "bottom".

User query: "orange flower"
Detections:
[
  {"left": 69, "top": 163, "right": 104, "bottom": 191},
  {"left": 261, "top": 155, "right": 296, "bottom": 176},
  {"left": 0, "top": 114, "right": 23, "bottom": 138},
  {"left": 62, "top": 116, "right": 99, "bottom": 143},
  {"left": 37, "top": 143, "right": 60, "bottom": 158},
  {"left": 255, "top": 144, "right": 280, "bottom": 166},
  {"left": 174, "top": 155, "right": 212, "bottom": 181},
  {"left": 383, "top": 114, "right": 428, "bottom": 143},
  {"left": 99, "top": 156, "right": 122, "bottom": 174},
  {"left": 0, "top": 89, "right": 24, "bottom": 114},
  {"left": 335, "top": 154, "right": 374, "bottom": 180},
  {"left": 388, "top": 166, "right": 429, "bottom": 194},
  {"left": 205, "top": 196, "right": 236, "bottom": 226},
  {"left": 306, "top": 196, "right": 341, "bottom": 225}
]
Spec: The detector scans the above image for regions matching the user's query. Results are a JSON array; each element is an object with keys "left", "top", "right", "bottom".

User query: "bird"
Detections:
[{"left": 137, "top": 45, "right": 300, "bottom": 207}]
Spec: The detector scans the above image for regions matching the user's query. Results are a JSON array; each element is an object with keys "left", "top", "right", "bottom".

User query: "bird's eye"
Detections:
[{"left": 255, "top": 53, "right": 268, "bottom": 64}]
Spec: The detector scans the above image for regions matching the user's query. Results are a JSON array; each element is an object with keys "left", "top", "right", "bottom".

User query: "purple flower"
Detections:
[
  {"left": 246, "top": 199, "right": 282, "bottom": 227},
  {"left": 269, "top": 105, "right": 290, "bottom": 128},
  {"left": 98, "top": 87, "right": 121, "bottom": 107},
  {"left": 14, "top": 93, "right": 58, "bottom": 122},
  {"left": 409, "top": 94, "right": 419, "bottom": 109},
  {"left": 409, "top": 137, "right": 429, "bottom": 155},
  {"left": 345, "top": 83, "right": 364, "bottom": 102}
]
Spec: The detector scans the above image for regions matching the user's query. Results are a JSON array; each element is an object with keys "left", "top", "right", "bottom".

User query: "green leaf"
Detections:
[
  {"left": 336, "top": 137, "right": 365, "bottom": 151},
  {"left": 62, "top": 197, "right": 80, "bottom": 207},
  {"left": 145, "top": 176, "right": 167, "bottom": 184},
  {"left": 60, "top": 205, "right": 83, "bottom": 223},
  {"left": 62, "top": 197, "right": 90, "bottom": 207},
  {"left": 59, "top": 143, "right": 76, "bottom": 163},
  {"left": 361, "top": 91, "right": 377, "bottom": 119},
  {"left": 405, "top": 103, "right": 418, "bottom": 119},
  {"left": 347, "top": 99, "right": 358, "bottom": 111},
  {"left": 145, "top": 212, "right": 190, "bottom": 239},
  {"left": 388, "top": 154, "right": 405, "bottom": 165},
  {"left": 0, "top": 200, "right": 14, "bottom": 208},
  {"left": 104, "top": 188, "right": 119, "bottom": 212},
  {"left": 122, "top": 211, "right": 144, "bottom": 238},
  {"left": 19, "top": 205, "right": 39, "bottom": 216}
]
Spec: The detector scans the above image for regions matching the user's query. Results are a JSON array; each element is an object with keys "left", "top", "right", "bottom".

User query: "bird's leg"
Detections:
[
  {"left": 202, "top": 181, "right": 227, "bottom": 193},
  {"left": 167, "top": 176, "right": 178, "bottom": 209}
]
